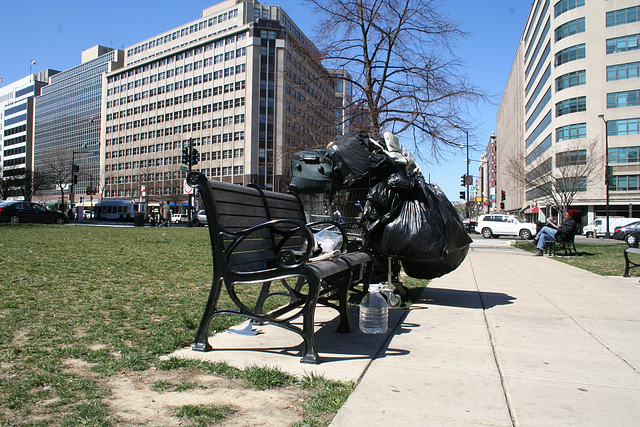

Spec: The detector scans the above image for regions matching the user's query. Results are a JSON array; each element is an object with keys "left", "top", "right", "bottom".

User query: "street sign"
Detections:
[
  {"left": 183, "top": 180, "right": 194, "bottom": 195},
  {"left": 464, "top": 175, "right": 473, "bottom": 186},
  {"left": 180, "top": 166, "right": 189, "bottom": 172}
]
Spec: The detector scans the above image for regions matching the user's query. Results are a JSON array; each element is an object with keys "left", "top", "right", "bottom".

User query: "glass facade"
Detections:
[{"left": 34, "top": 49, "right": 118, "bottom": 199}]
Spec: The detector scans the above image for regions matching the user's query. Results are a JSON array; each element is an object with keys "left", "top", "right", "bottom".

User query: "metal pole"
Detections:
[
  {"left": 466, "top": 131, "right": 470, "bottom": 219},
  {"left": 605, "top": 122, "right": 611, "bottom": 238},
  {"left": 70, "top": 151, "right": 76, "bottom": 216},
  {"left": 187, "top": 138, "right": 193, "bottom": 226},
  {"left": 599, "top": 114, "right": 611, "bottom": 238}
]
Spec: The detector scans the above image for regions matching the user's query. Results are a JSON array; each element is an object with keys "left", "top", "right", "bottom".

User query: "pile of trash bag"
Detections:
[{"left": 290, "top": 130, "right": 472, "bottom": 280}]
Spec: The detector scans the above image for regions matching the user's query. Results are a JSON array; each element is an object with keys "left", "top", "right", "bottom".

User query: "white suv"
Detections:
[{"left": 475, "top": 214, "right": 536, "bottom": 239}]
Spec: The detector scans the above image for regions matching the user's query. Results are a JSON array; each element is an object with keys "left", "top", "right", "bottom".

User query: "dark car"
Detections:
[
  {"left": 625, "top": 231, "right": 640, "bottom": 248},
  {"left": 612, "top": 220, "right": 640, "bottom": 241},
  {"left": 0, "top": 201, "right": 68, "bottom": 224}
]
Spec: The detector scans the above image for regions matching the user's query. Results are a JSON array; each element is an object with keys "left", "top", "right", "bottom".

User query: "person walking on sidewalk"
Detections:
[
  {"left": 159, "top": 201, "right": 172, "bottom": 227},
  {"left": 529, "top": 209, "right": 579, "bottom": 256}
]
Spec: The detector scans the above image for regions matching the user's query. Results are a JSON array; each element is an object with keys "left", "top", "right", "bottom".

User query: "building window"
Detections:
[
  {"left": 607, "top": 90, "right": 640, "bottom": 108},
  {"left": 554, "top": 43, "right": 585, "bottom": 67},
  {"left": 609, "top": 146, "right": 640, "bottom": 164},
  {"left": 554, "top": 0, "right": 584, "bottom": 18},
  {"left": 555, "top": 17, "right": 585, "bottom": 42},
  {"left": 556, "top": 123, "right": 586, "bottom": 142},
  {"left": 611, "top": 175, "right": 640, "bottom": 191},
  {"left": 606, "top": 5, "right": 640, "bottom": 27},
  {"left": 556, "top": 149, "right": 587, "bottom": 166},
  {"left": 607, "top": 61, "right": 640, "bottom": 81},
  {"left": 607, "top": 118, "right": 640, "bottom": 136},
  {"left": 555, "top": 96, "right": 586, "bottom": 117},
  {"left": 606, "top": 34, "right": 640, "bottom": 54}
]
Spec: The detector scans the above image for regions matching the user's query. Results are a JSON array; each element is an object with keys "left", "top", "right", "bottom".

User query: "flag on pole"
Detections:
[{"left": 30, "top": 60, "right": 37, "bottom": 65}]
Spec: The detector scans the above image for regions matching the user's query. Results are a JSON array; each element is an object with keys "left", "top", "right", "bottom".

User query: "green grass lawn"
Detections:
[
  {"left": 513, "top": 240, "right": 633, "bottom": 277},
  {"left": 0, "top": 223, "right": 425, "bottom": 426}
]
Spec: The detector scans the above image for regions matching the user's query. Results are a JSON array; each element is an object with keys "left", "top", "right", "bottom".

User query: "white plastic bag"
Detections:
[{"left": 314, "top": 229, "right": 343, "bottom": 254}]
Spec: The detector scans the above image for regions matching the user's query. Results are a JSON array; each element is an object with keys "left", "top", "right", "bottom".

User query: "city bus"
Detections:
[{"left": 94, "top": 200, "right": 141, "bottom": 221}]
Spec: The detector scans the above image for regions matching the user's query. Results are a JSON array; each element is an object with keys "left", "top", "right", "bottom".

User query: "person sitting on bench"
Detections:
[{"left": 529, "top": 209, "right": 579, "bottom": 256}]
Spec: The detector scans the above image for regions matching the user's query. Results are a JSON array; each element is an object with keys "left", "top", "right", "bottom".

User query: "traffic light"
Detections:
[
  {"left": 461, "top": 175, "right": 466, "bottom": 186},
  {"left": 71, "top": 164, "right": 79, "bottom": 174},
  {"left": 459, "top": 191, "right": 465, "bottom": 199},
  {"left": 500, "top": 202, "right": 505, "bottom": 209},
  {"left": 501, "top": 190, "right": 506, "bottom": 201},
  {"left": 190, "top": 148, "right": 200, "bottom": 165},
  {"left": 182, "top": 147, "right": 189, "bottom": 165}
]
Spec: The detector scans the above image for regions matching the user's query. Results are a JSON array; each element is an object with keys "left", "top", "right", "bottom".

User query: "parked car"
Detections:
[
  {"left": 171, "top": 213, "right": 189, "bottom": 224},
  {"left": 583, "top": 217, "right": 633, "bottom": 238},
  {"left": 612, "top": 220, "right": 640, "bottom": 241},
  {"left": 0, "top": 201, "right": 68, "bottom": 224},
  {"left": 475, "top": 214, "right": 536, "bottom": 239},
  {"left": 193, "top": 210, "right": 208, "bottom": 227},
  {"left": 625, "top": 232, "right": 640, "bottom": 248}
]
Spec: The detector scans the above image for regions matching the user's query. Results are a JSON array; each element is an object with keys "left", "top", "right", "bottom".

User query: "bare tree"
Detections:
[
  {"left": 304, "top": 0, "right": 485, "bottom": 156},
  {"left": 39, "top": 147, "right": 72, "bottom": 209},
  {"left": 18, "top": 169, "right": 50, "bottom": 201},
  {"left": 506, "top": 139, "right": 604, "bottom": 218}
]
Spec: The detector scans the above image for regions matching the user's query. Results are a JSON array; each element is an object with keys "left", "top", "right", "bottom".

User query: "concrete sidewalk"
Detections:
[
  {"left": 331, "top": 238, "right": 640, "bottom": 426},
  {"left": 169, "top": 238, "right": 640, "bottom": 426}
]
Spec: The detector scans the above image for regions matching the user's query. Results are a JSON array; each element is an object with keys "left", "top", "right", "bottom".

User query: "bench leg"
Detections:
[
  {"left": 300, "top": 277, "right": 321, "bottom": 364},
  {"left": 192, "top": 277, "right": 224, "bottom": 352},
  {"left": 624, "top": 253, "right": 631, "bottom": 277}
]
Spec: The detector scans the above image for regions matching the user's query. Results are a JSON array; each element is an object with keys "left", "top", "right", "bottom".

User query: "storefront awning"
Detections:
[{"left": 524, "top": 206, "right": 540, "bottom": 214}]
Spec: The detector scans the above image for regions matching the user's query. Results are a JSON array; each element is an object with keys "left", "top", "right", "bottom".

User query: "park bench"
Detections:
[
  {"left": 623, "top": 247, "right": 640, "bottom": 277},
  {"left": 545, "top": 235, "right": 578, "bottom": 256},
  {"left": 186, "top": 172, "right": 373, "bottom": 364}
]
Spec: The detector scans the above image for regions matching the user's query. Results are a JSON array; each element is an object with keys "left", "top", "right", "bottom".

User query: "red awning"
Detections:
[{"left": 525, "top": 206, "right": 540, "bottom": 214}]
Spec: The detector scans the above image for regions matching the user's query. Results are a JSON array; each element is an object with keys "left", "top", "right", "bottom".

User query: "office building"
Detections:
[
  {"left": 33, "top": 46, "right": 124, "bottom": 208},
  {"left": 497, "top": 0, "right": 640, "bottom": 223},
  {"left": 102, "top": 0, "right": 338, "bottom": 206},
  {"left": 0, "top": 70, "right": 58, "bottom": 200}
]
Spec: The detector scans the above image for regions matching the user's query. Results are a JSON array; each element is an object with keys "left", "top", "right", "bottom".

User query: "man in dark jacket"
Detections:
[{"left": 530, "top": 209, "right": 579, "bottom": 256}]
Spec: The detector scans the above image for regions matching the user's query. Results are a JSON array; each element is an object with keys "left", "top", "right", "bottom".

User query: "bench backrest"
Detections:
[{"left": 188, "top": 172, "right": 308, "bottom": 273}]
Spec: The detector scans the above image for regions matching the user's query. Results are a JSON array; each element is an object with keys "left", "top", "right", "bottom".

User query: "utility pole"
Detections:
[{"left": 182, "top": 138, "right": 199, "bottom": 226}]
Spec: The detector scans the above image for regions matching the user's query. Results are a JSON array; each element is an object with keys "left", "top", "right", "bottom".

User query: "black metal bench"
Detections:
[
  {"left": 545, "top": 236, "right": 578, "bottom": 256},
  {"left": 187, "top": 172, "right": 373, "bottom": 364},
  {"left": 623, "top": 247, "right": 640, "bottom": 277}
]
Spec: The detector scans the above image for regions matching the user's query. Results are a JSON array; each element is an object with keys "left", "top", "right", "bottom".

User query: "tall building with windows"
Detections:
[
  {"left": 33, "top": 46, "right": 124, "bottom": 206},
  {"left": 102, "top": 0, "right": 337, "bottom": 205},
  {"left": 497, "top": 0, "right": 640, "bottom": 222},
  {"left": 0, "top": 70, "right": 58, "bottom": 199}
]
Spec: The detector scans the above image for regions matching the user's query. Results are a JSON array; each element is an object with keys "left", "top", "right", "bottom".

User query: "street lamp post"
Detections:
[
  {"left": 598, "top": 113, "right": 611, "bottom": 238},
  {"left": 70, "top": 144, "right": 99, "bottom": 221},
  {"left": 454, "top": 125, "right": 471, "bottom": 219}
]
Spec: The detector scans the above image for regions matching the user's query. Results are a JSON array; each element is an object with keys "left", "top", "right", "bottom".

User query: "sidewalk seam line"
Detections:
[{"left": 470, "top": 257, "right": 517, "bottom": 427}]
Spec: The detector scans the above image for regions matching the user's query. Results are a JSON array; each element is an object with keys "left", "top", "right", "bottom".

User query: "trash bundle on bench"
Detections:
[
  {"left": 187, "top": 171, "right": 373, "bottom": 364},
  {"left": 289, "top": 131, "right": 471, "bottom": 281}
]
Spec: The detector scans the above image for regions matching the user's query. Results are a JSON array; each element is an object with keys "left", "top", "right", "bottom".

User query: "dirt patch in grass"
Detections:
[
  {"left": 60, "top": 356, "right": 308, "bottom": 427},
  {"left": 103, "top": 368, "right": 306, "bottom": 426}
]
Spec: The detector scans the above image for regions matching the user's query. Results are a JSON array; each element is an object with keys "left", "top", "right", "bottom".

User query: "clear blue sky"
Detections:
[{"left": 0, "top": 0, "right": 531, "bottom": 202}]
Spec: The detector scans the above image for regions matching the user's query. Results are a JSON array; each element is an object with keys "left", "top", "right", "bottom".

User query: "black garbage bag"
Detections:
[
  {"left": 365, "top": 173, "right": 447, "bottom": 262},
  {"left": 363, "top": 172, "right": 472, "bottom": 279},
  {"left": 402, "top": 246, "right": 469, "bottom": 279}
]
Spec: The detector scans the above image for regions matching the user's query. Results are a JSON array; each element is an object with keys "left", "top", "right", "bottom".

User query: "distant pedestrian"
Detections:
[
  {"left": 159, "top": 202, "right": 172, "bottom": 227},
  {"left": 332, "top": 209, "right": 342, "bottom": 223}
]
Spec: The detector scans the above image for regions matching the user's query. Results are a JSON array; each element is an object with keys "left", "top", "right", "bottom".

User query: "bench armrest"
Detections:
[{"left": 224, "top": 218, "right": 316, "bottom": 269}]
